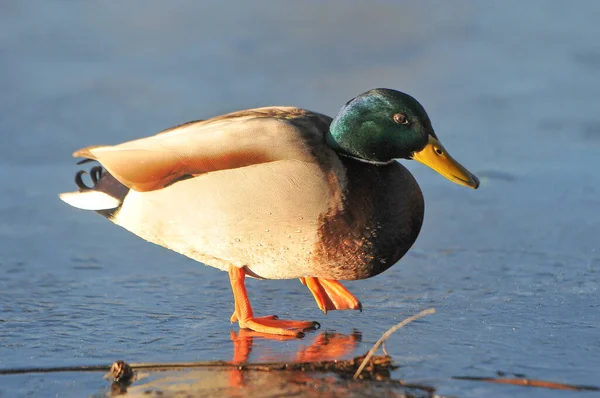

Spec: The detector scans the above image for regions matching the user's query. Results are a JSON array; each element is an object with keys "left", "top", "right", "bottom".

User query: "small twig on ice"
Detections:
[
  {"left": 353, "top": 308, "right": 436, "bottom": 380},
  {"left": 381, "top": 341, "right": 389, "bottom": 356},
  {"left": 454, "top": 376, "right": 600, "bottom": 392}
]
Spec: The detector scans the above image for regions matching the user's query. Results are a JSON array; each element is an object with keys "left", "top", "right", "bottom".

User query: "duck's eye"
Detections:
[{"left": 393, "top": 113, "right": 409, "bottom": 125}]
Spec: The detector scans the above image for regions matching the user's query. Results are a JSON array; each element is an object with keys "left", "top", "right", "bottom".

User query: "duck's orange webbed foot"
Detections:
[
  {"left": 300, "top": 277, "right": 362, "bottom": 313},
  {"left": 228, "top": 265, "right": 320, "bottom": 337}
]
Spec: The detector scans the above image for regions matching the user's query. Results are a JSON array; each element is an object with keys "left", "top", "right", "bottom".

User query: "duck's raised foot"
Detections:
[{"left": 300, "top": 277, "right": 362, "bottom": 313}]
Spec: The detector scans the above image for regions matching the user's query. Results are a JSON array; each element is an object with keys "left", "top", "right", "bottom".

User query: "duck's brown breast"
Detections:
[{"left": 310, "top": 158, "right": 424, "bottom": 280}]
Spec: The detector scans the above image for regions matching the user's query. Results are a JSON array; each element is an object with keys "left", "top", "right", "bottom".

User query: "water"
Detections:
[{"left": 1, "top": 1, "right": 599, "bottom": 396}]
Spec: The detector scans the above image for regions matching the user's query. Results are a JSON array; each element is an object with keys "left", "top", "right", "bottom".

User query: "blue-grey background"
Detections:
[{"left": 1, "top": 1, "right": 599, "bottom": 396}]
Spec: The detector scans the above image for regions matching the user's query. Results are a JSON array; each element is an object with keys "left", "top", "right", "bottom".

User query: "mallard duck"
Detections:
[{"left": 60, "top": 88, "right": 478, "bottom": 337}]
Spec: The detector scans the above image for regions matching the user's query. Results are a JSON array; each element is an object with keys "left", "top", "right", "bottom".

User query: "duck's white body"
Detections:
[
  {"left": 60, "top": 107, "right": 355, "bottom": 280},
  {"left": 114, "top": 159, "right": 335, "bottom": 279}
]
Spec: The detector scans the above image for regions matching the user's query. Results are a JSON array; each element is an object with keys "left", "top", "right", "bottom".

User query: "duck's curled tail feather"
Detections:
[{"left": 59, "top": 161, "right": 130, "bottom": 217}]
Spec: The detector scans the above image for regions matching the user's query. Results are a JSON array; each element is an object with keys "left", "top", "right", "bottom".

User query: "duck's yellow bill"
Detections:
[{"left": 412, "top": 136, "right": 479, "bottom": 189}]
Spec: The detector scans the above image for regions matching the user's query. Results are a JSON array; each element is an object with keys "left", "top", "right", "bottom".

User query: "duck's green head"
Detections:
[{"left": 327, "top": 88, "right": 479, "bottom": 189}]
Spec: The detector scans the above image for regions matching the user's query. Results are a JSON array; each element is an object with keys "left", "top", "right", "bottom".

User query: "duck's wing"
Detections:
[{"left": 73, "top": 107, "right": 332, "bottom": 192}]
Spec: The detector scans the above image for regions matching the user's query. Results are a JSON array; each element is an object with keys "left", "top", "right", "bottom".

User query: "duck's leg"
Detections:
[
  {"left": 300, "top": 277, "right": 362, "bottom": 313},
  {"left": 228, "top": 264, "right": 319, "bottom": 337}
]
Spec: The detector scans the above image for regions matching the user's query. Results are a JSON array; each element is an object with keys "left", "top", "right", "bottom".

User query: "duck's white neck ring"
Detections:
[{"left": 337, "top": 153, "right": 397, "bottom": 166}]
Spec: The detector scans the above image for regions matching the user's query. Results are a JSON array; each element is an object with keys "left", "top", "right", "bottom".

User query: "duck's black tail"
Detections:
[{"left": 59, "top": 161, "right": 130, "bottom": 218}]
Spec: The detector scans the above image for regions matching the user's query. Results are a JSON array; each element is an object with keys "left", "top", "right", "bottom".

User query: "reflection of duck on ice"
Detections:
[{"left": 228, "top": 329, "right": 363, "bottom": 387}]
